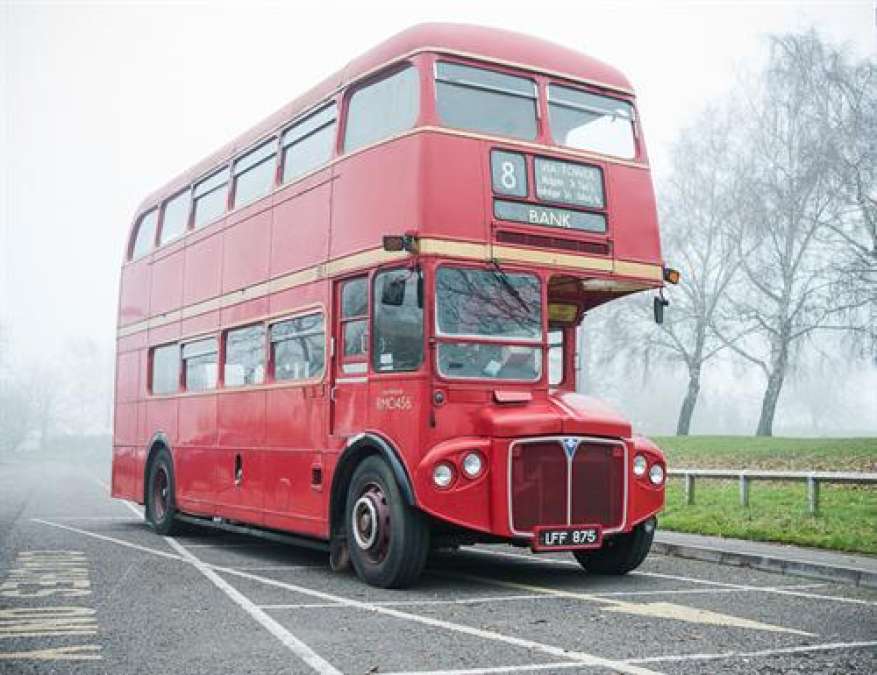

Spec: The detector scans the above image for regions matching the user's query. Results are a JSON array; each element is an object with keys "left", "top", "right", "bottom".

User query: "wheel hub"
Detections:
[{"left": 350, "top": 484, "right": 390, "bottom": 563}]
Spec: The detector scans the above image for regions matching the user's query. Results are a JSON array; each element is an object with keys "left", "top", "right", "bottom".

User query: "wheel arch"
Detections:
[
  {"left": 329, "top": 432, "right": 416, "bottom": 538},
  {"left": 142, "top": 431, "right": 172, "bottom": 504}
]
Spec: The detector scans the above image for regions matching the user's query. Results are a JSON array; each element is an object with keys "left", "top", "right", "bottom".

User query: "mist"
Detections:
[{"left": 1, "top": 0, "right": 875, "bottom": 443}]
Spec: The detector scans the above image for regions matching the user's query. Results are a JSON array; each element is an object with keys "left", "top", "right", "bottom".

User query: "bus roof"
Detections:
[{"left": 136, "top": 22, "right": 634, "bottom": 213}]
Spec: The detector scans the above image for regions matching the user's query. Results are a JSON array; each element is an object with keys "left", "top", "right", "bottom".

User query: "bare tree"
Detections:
[
  {"left": 718, "top": 32, "right": 872, "bottom": 436},
  {"left": 821, "top": 45, "right": 877, "bottom": 360},
  {"left": 652, "top": 106, "right": 742, "bottom": 434}
]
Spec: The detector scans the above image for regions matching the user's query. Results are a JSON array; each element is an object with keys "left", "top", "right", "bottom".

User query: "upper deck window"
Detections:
[
  {"left": 435, "top": 62, "right": 537, "bottom": 141},
  {"left": 160, "top": 190, "right": 190, "bottom": 245},
  {"left": 282, "top": 104, "right": 336, "bottom": 183},
  {"left": 131, "top": 209, "right": 157, "bottom": 260},
  {"left": 233, "top": 140, "right": 276, "bottom": 208},
  {"left": 193, "top": 168, "right": 229, "bottom": 228},
  {"left": 548, "top": 85, "right": 636, "bottom": 159},
  {"left": 344, "top": 66, "right": 419, "bottom": 153}
]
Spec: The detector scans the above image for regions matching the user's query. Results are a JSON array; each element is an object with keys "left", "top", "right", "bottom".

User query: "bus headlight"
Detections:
[
  {"left": 649, "top": 463, "right": 665, "bottom": 485},
  {"left": 462, "top": 452, "right": 484, "bottom": 478},
  {"left": 433, "top": 462, "right": 454, "bottom": 489},
  {"left": 633, "top": 454, "right": 648, "bottom": 477}
]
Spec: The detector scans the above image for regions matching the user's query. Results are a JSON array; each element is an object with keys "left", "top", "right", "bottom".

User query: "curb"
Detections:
[{"left": 652, "top": 539, "right": 877, "bottom": 589}]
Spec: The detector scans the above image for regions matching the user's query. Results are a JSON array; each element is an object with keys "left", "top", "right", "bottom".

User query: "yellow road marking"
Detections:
[
  {"left": 442, "top": 572, "right": 813, "bottom": 636},
  {"left": 0, "top": 645, "right": 101, "bottom": 660}
]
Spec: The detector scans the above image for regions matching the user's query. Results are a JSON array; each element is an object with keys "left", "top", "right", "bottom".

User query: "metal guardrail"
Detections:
[{"left": 668, "top": 469, "right": 877, "bottom": 515}]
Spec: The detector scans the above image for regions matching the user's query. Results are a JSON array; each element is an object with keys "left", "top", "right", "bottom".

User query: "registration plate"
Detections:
[{"left": 532, "top": 525, "right": 602, "bottom": 551}]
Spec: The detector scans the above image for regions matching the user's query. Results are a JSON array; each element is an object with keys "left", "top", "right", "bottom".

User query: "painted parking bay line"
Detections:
[
  {"left": 460, "top": 547, "right": 877, "bottom": 607},
  {"left": 33, "top": 518, "right": 662, "bottom": 675},
  {"left": 439, "top": 571, "right": 813, "bottom": 636}
]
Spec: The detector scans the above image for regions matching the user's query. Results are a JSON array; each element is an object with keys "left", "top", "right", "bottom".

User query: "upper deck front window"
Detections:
[
  {"left": 435, "top": 266, "right": 542, "bottom": 381},
  {"left": 548, "top": 85, "right": 636, "bottom": 159},
  {"left": 435, "top": 62, "right": 537, "bottom": 141}
]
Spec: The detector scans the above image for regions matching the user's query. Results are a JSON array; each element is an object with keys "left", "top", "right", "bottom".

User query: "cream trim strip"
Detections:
[{"left": 117, "top": 238, "right": 661, "bottom": 338}]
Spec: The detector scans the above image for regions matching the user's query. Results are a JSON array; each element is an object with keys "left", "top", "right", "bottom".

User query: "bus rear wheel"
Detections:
[
  {"left": 145, "top": 447, "right": 182, "bottom": 536},
  {"left": 573, "top": 518, "right": 655, "bottom": 575},
  {"left": 345, "top": 455, "right": 430, "bottom": 588}
]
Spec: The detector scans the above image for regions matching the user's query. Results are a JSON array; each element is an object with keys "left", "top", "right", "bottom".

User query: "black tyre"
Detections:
[
  {"left": 145, "top": 447, "right": 182, "bottom": 536},
  {"left": 573, "top": 517, "right": 655, "bottom": 575},
  {"left": 345, "top": 455, "right": 430, "bottom": 588}
]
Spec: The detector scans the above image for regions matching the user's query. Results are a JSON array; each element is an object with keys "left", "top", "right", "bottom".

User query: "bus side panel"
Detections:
[
  {"left": 118, "top": 260, "right": 151, "bottom": 327},
  {"left": 330, "top": 136, "right": 422, "bottom": 259},
  {"left": 176, "top": 395, "right": 218, "bottom": 508},
  {"left": 606, "top": 165, "right": 662, "bottom": 264},
  {"left": 264, "top": 387, "right": 328, "bottom": 538},
  {"left": 270, "top": 170, "right": 332, "bottom": 277},
  {"left": 215, "top": 390, "right": 267, "bottom": 525},
  {"left": 418, "top": 133, "right": 487, "bottom": 241}
]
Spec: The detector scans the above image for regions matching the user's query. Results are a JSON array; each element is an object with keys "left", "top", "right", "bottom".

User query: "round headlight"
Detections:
[
  {"left": 433, "top": 462, "right": 454, "bottom": 488},
  {"left": 649, "top": 463, "right": 665, "bottom": 485},
  {"left": 633, "top": 454, "right": 648, "bottom": 476},
  {"left": 462, "top": 452, "right": 484, "bottom": 478}
]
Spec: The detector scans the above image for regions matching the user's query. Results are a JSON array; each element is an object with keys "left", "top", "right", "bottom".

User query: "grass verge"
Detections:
[
  {"left": 651, "top": 436, "right": 877, "bottom": 554},
  {"left": 661, "top": 480, "right": 877, "bottom": 555}
]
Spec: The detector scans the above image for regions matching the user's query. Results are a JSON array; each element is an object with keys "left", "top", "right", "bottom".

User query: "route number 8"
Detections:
[{"left": 500, "top": 161, "right": 517, "bottom": 190}]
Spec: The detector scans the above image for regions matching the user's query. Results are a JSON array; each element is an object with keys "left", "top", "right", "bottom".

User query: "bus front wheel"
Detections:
[
  {"left": 145, "top": 447, "right": 182, "bottom": 536},
  {"left": 345, "top": 455, "right": 430, "bottom": 588},
  {"left": 573, "top": 518, "right": 655, "bottom": 575}
]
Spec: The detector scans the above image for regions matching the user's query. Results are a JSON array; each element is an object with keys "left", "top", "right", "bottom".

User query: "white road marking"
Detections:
[
  {"left": 117, "top": 499, "right": 341, "bottom": 674},
  {"left": 461, "top": 547, "right": 877, "bottom": 607},
  {"left": 32, "top": 519, "right": 660, "bottom": 675},
  {"left": 259, "top": 594, "right": 546, "bottom": 610},
  {"left": 630, "top": 639, "right": 877, "bottom": 664},
  {"left": 380, "top": 639, "right": 877, "bottom": 675},
  {"left": 164, "top": 537, "right": 341, "bottom": 675},
  {"left": 231, "top": 565, "right": 320, "bottom": 571},
  {"left": 438, "top": 571, "right": 812, "bottom": 636}
]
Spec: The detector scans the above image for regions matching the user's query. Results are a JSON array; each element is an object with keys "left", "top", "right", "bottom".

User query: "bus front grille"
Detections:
[{"left": 509, "top": 437, "right": 626, "bottom": 535}]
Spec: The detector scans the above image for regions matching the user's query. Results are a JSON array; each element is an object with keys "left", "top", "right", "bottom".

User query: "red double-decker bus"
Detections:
[{"left": 112, "top": 23, "right": 670, "bottom": 588}]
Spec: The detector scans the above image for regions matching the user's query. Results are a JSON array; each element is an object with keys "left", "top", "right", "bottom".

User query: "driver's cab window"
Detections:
[
  {"left": 340, "top": 277, "right": 368, "bottom": 374},
  {"left": 548, "top": 329, "right": 564, "bottom": 386},
  {"left": 373, "top": 268, "right": 424, "bottom": 372}
]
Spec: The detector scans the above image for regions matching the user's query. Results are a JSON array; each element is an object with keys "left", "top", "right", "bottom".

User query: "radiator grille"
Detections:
[{"left": 510, "top": 437, "right": 625, "bottom": 534}]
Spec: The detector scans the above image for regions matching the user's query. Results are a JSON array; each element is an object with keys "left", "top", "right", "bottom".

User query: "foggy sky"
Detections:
[{"left": 1, "top": 1, "right": 874, "bottom": 372}]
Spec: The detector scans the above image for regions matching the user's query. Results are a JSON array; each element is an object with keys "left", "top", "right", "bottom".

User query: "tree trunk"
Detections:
[
  {"left": 756, "top": 337, "right": 789, "bottom": 437},
  {"left": 676, "top": 371, "right": 701, "bottom": 436}
]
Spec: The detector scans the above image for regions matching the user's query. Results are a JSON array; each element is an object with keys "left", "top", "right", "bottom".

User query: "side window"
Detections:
[
  {"left": 182, "top": 337, "right": 218, "bottom": 392},
  {"left": 131, "top": 209, "right": 157, "bottom": 260},
  {"left": 151, "top": 344, "right": 180, "bottom": 395},
  {"left": 160, "top": 190, "right": 191, "bottom": 244},
  {"left": 344, "top": 66, "right": 419, "bottom": 153},
  {"left": 224, "top": 325, "right": 265, "bottom": 386},
  {"left": 373, "top": 268, "right": 423, "bottom": 372},
  {"left": 548, "top": 330, "right": 564, "bottom": 386},
  {"left": 282, "top": 104, "right": 336, "bottom": 183},
  {"left": 233, "top": 140, "right": 276, "bottom": 208},
  {"left": 193, "top": 168, "right": 229, "bottom": 228},
  {"left": 340, "top": 277, "right": 368, "bottom": 374},
  {"left": 271, "top": 313, "right": 325, "bottom": 381}
]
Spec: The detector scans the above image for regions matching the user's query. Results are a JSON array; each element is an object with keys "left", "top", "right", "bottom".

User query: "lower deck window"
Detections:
[
  {"left": 224, "top": 325, "right": 265, "bottom": 386},
  {"left": 271, "top": 313, "right": 325, "bottom": 381},
  {"left": 151, "top": 344, "right": 180, "bottom": 395},
  {"left": 183, "top": 337, "right": 218, "bottom": 391}
]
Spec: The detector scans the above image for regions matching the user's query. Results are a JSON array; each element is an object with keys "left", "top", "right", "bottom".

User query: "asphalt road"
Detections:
[{"left": 1, "top": 459, "right": 875, "bottom": 674}]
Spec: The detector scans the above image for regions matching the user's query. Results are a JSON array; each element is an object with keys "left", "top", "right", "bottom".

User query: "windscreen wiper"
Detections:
[{"left": 490, "top": 259, "right": 531, "bottom": 315}]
